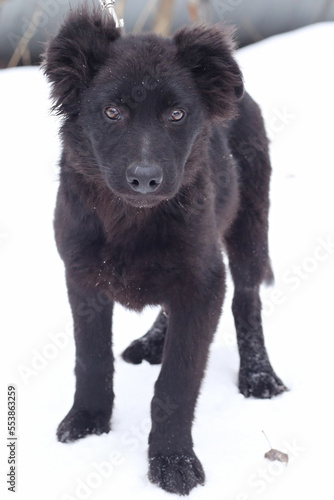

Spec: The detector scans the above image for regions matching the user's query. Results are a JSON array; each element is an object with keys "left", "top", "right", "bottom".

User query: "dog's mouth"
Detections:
[
  {"left": 122, "top": 193, "right": 167, "bottom": 209},
  {"left": 108, "top": 181, "right": 179, "bottom": 209}
]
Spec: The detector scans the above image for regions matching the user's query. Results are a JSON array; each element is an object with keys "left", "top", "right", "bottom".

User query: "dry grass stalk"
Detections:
[
  {"left": 7, "top": 7, "right": 43, "bottom": 67},
  {"left": 153, "top": 0, "right": 175, "bottom": 36},
  {"left": 115, "top": 0, "right": 127, "bottom": 20},
  {"left": 188, "top": 0, "right": 200, "bottom": 21},
  {"left": 133, "top": 0, "right": 159, "bottom": 33}
]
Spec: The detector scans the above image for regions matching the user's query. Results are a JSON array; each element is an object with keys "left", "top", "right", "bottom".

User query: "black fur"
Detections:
[{"left": 44, "top": 6, "right": 286, "bottom": 496}]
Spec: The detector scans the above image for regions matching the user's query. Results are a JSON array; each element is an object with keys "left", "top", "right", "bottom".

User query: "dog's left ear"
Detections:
[{"left": 174, "top": 24, "right": 244, "bottom": 120}]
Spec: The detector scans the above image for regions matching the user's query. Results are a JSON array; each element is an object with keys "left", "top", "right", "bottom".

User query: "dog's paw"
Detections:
[
  {"left": 239, "top": 368, "right": 287, "bottom": 399},
  {"left": 122, "top": 338, "right": 163, "bottom": 365},
  {"left": 57, "top": 408, "right": 111, "bottom": 443},
  {"left": 148, "top": 451, "right": 205, "bottom": 496}
]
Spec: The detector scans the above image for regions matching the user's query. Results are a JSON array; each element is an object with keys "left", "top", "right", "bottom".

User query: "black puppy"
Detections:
[{"left": 44, "top": 7, "right": 286, "bottom": 496}]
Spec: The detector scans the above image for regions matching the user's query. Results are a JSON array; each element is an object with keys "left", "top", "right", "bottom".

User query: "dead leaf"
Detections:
[{"left": 264, "top": 449, "right": 289, "bottom": 464}]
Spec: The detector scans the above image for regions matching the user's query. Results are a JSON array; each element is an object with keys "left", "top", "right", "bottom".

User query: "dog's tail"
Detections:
[{"left": 263, "top": 260, "right": 275, "bottom": 286}]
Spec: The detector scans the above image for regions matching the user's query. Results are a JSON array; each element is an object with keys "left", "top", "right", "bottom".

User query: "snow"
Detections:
[{"left": 1, "top": 22, "right": 334, "bottom": 500}]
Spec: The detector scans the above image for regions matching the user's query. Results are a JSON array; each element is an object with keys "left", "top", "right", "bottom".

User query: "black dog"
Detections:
[{"left": 44, "top": 7, "right": 286, "bottom": 496}]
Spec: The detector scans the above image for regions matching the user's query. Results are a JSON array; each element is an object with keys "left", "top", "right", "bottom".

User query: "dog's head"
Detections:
[{"left": 44, "top": 8, "right": 243, "bottom": 207}]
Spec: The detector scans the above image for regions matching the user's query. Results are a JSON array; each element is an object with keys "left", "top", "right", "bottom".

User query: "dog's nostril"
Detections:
[{"left": 126, "top": 164, "right": 163, "bottom": 194}]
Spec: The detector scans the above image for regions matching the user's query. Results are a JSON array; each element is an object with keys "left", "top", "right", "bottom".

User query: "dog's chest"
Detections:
[{"left": 94, "top": 236, "right": 179, "bottom": 310}]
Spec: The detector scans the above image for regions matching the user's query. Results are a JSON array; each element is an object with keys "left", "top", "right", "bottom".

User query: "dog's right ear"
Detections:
[{"left": 43, "top": 7, "right": 121, "bottom": 116}]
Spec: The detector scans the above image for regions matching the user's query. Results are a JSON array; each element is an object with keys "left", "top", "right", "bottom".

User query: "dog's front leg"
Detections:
[
  {"left": 148, "top": 262, "right": 225, "bottom": 495},
  {"left": 57, "top": 278, "right": 114, "bottom": 443}
]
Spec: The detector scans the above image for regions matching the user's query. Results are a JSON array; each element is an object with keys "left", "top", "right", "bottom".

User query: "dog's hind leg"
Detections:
[
  {"left": 122, "top": 309, "right": 167, "bottom": 365},
  {"left": 225, "top": 206, "right": 286, "bottom": 398},
  {"left": 226, "top": 111, "right": 286, "bottom": 398}
]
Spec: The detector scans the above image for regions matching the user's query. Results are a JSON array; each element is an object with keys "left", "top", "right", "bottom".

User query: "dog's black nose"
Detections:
[{"left": 126, "top": 164, "right": 163, "bottom": 194}]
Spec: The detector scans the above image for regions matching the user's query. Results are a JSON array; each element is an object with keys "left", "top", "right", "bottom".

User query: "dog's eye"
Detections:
[
  {"left": 169, "top": 109, "right": 185, "bottom": 122},
  {"left": 105, "top": 106, "right": 121, "bottom": 120}
]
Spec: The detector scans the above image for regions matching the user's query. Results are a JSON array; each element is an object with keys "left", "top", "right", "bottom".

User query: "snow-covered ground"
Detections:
[{"left": 1, "top": 22, "right": 334, "bottom": 500}]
